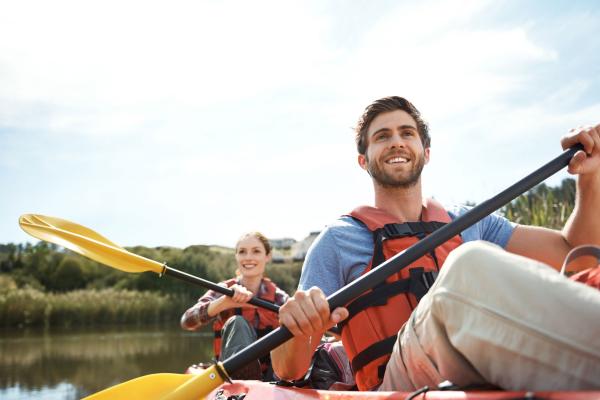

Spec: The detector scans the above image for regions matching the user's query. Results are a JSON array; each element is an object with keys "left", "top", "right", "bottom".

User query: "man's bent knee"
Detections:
[{"left": 437, "top": 241, "right": 504, "bottom": 288}]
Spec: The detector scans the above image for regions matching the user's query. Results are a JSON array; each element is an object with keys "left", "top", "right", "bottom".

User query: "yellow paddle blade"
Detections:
[
  {"left": 19, "top": 214, "right": 164, "bottom": 274},
  {"left": 83, "top": 365, "right": 226, "bottom": 400}
]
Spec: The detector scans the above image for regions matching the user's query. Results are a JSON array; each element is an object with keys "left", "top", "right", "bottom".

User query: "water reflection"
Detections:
[{"left": 0, "top": 325, "right": 213, "bottom": 399}]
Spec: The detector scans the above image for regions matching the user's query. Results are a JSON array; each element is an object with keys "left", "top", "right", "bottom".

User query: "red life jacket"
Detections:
[
  {"left": 340, "top": 199, "right": 463, "bottom": 391},
  {"left": 213, "top": 278, "right": 280, "bottom": 371},
  {"left": 562, "top": 245, "right": 600, "bottom": 290}
]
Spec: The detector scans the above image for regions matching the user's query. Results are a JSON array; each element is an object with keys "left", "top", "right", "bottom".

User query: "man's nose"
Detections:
[{"left": 388, "top": 133, "right": 405, "bottom": 148}]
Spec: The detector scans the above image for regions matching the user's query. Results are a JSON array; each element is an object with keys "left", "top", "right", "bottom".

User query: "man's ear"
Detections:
[
  {"left": 358, "top": 154, "right": 367, "bottom": 170},
  {"left": 424, "top": 147, "right": 430, "bottom": 164}
]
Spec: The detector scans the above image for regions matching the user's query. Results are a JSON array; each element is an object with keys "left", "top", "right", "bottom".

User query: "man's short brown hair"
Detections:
[{"left": 355, "top": 96, "right": 430, "bottom": 155}]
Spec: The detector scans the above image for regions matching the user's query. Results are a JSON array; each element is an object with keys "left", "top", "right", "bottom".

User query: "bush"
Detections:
[
  {"left": 0, "top": 274, "right": 17, "bottom": 291},
  {"left": 50, "top": 257, "right": 86, "bottom": 292},
  {"left": 266, "top": 261, "right": 302, "bottom": 295},
  {"left": 0, "top": 286, "right": 48, "bottom": 327},
  {"left": 0, "top": 288, "right": 187, "bottom": 328}
]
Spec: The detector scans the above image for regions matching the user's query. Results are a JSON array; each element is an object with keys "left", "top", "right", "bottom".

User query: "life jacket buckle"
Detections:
[
  {"left": 422, "top": 270, "right": 438, "bottom": 289},
  {"left": 382, "top": 223, "right": 414, "bottom": 239}
]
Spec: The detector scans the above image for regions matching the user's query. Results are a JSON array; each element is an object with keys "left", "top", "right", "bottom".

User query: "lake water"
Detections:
[{"left": 0, "top": 325, "right": 213, "bottom": 399}]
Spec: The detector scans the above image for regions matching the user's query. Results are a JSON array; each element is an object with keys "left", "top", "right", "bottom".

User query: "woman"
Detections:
[{"left": 181, "top": 231, "right": 289, "bottom": 380}]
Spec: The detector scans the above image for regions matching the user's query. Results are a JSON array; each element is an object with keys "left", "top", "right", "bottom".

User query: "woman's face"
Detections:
[{"left": 235, "top": 236, "right": 270, "bottom": 279}]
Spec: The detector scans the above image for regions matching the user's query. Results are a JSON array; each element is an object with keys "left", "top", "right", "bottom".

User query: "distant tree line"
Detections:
[
  {"left": 0, "top": 243, "right": 302, "bottom": 301},
  {"left": 0, "top": 178, "right": 576, "bottom": 327}
]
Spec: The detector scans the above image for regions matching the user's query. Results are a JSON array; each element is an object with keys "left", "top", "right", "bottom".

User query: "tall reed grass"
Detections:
[{"left": 0, "top": 280, "right": 187, "bottom": 328}]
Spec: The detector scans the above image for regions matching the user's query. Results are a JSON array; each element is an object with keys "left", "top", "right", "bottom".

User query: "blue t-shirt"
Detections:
[{"left": 298, "top": 205, "right": 516, "bottom": 296}]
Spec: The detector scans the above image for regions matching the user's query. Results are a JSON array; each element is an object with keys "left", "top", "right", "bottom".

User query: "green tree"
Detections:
[
  {"left": 266, "top": 261, "right": 302, "bottom": 295},
  {"left": 0, "top": 243, "right": 19, "bottom": 272},
  {"left": 51, "top": 257, "right": 86, "bottom": 292}
]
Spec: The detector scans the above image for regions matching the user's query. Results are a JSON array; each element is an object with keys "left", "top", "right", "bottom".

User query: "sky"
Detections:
[{"left": 1, "top": 0, "right": 599, "bottom": 248}]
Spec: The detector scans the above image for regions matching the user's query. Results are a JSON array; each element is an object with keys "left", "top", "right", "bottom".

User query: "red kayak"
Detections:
[
  {"left": 204, "top": 379, "right": 600, "bottom": 400},
  {"left": 187, "top": 365, "right": 600, "bottom": 400}
]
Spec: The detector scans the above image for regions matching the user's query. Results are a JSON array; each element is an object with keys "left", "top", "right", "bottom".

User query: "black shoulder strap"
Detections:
[
  {"left": 339, "top": 267, "right": 439, "bottom": 328},
  {"left": 350, "top": 335, "right": 396, "bottom": 376},
  {"left": 372, "top": 229, "right": 386, "bottom": 269},
  {"left": 382, "top": 221, "right": 446, "bottom": 239}
]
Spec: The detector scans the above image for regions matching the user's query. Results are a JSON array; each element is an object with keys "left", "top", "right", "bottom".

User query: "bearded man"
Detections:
[{"left": 271, "top": 96, "right": 600, "bottom": 391}]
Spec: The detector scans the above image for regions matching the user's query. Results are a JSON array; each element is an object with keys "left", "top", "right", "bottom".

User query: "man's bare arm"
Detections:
[{"left": 506, "top": 124, "right": 600, "bottom": 269}]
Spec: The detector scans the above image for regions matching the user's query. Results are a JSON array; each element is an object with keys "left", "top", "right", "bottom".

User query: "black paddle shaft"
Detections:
[
  {"left": 166, "top": 265, "right": 343, "bottom": 335},
  {"left": 164, "top": 267, "right": 280, "bottom": 312},
  {"left": 223, "top": 144, "right": 582, "bottom": 374}
]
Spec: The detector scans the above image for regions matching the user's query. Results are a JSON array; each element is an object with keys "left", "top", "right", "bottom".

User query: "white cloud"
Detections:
[{"left": 0, "top": 0, "right": 330, "bottom": 103}]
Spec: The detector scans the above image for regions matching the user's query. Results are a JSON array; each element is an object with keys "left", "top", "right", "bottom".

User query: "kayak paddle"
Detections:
[
  {"left": 18, "top": 214, "right": 280, "bottom": 313},
  {"left": 30, "top": 145, "right": 584, "bottom": 400},
  {"left": 18, "top": 214, "right": 343, "bottom": 336}
]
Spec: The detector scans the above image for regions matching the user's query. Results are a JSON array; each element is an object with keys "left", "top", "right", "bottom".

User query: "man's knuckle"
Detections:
[
  {"left": 308, "top": 313, "right": 321, "bottom": 325},
  {"left": 295, "top": 291, "right": 307, "bottom": 300},
  {"left": 298, "top": 319, "right": 311, "bottom": 330},
  {"left": 316, "top": 299, "right": 329, "bottom": 311}
]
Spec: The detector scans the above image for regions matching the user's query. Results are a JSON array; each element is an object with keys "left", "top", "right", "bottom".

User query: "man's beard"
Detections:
[{"left": 365, "top": 151, "right": 425, "bottom": 189}]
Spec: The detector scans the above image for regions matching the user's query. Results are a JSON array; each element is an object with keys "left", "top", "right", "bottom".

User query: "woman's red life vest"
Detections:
[
  {"left": 340, "top": 199, "right": 463, "bottom": 391},
  {"left": 212, "top": 277, "right": 280, "bottom": 371}
]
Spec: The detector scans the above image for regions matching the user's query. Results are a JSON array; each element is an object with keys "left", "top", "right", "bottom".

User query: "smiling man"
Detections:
[
  {"left": 271, "top": 96, "right": 600, "bottom": 391},
  {"left": 360, "top": 109, "right": 428, "bottom": 190}
]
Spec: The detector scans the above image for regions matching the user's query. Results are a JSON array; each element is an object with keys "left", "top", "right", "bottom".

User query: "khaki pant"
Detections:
[{"left": 380, "top": 241, "right": 600, "bottom": 391}]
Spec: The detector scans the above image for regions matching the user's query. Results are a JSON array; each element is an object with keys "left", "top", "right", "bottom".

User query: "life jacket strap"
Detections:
[
  {"left": 340, "top": 268, "right": 438, "bottom": 328},
  {"left": 382, "top": 221, "right": 446, "bottom": 240},
  {"left": 342, "top": 279, "right": 410, "bottom": 326},
  {"left": 372, "top": 229, "right": 386, "bottom": 271},
  {"left": 372, "top": 222, "right": 446, "bottom": 272},
  {"left": 408, "top": 267, "right": 438, "bottom": 301},
  {"left": 350, "top": 335, "right": 396, "bottom": 376}
]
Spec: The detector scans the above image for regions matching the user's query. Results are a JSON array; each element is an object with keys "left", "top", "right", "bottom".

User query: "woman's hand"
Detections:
[
  {"left": 226, "top": 284, "right": 256, "bottom": 308},
  {"left": 207, "top": 284, "right": 256, "bottom": 317}
]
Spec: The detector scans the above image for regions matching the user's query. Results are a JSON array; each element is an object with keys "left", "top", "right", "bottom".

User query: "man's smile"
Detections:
[{"left": 385, "top": 156, "right": 409, "bottom": 164}]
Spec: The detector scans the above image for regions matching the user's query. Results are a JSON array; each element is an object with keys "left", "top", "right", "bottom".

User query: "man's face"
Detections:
[{"left": 358, "top": 109, "right": 429, "bottom": 189}]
